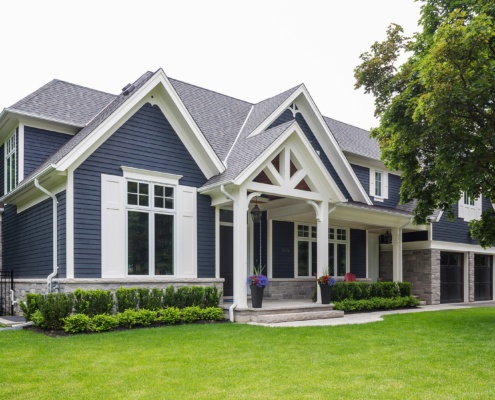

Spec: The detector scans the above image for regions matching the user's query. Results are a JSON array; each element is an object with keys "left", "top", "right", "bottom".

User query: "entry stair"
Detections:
[{"left": 220, "top": 300, "right": 344, "bottom": 323}]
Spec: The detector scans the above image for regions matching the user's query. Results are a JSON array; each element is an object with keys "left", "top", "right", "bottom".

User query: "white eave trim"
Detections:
[{"left": 0, "top": 164, "right": 56, "bottom": 203}]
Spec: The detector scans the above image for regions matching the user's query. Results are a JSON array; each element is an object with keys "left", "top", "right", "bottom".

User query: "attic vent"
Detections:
[
  {"left": 288, "top": 103, "right": 300, "bottom": 117},
  {"left": 121, "top": 83, "right": 136, "bottom": 96}
]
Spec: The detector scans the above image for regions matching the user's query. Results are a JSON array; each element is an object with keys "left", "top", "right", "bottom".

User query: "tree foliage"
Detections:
[{"left": 355, "top": 0, "right": 495, "bottom": 247}]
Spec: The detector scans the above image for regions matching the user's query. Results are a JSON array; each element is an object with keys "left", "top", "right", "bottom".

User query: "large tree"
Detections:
[{"left": 355, "top": 0, "right": 495, "bottom": 247}]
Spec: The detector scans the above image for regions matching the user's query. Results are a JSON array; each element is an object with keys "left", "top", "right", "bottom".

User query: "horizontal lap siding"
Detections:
[
  {"left": 24, "top": 127, "right": 71, "bottom": 177},
  {"left": 432, "top": 197, "right": 493, "bottom": 245},
  {"left": 351, "top": 163, "right": 401, "bottom": 208},
  {"left": 0, "top": 144, "right": 4, "bottom": 197},
  {"left": 295, "top": 114, "right": 351, "bottom": 199},
  {"left": 268, "top": 109, "right": 293, "bottom": 129},
  {"left": 2, "top": 201, "right": 53, "bottom": 278},
  {"left": 272, "top": 221, "right": 294, "bottom": 278},
  {"left": 351, "top": 164, "right": 369, "bottom": 194},
  {"left": 57, "top": 191, "right": 66, "bottom": 278},
  {"left": 74, "top": 103, "right": 209, "bottom": 278},
  {"left": 350, "top": 229, "right": 366, "bottom": 278}
]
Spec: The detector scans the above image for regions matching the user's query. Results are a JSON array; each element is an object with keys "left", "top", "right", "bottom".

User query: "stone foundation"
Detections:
[
  {"left": 263, "top": 278, "right": 315, "bottom": 300},
  {"left": 11, "top": 278, "right": 224, "bottom": 316}
]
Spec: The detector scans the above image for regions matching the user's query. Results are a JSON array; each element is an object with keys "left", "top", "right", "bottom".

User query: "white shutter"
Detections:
[
  {"left": 369, "top": 169, "right": 376, "bottom": 197},
  {"left": 475, "top": 196, "right": 482, "bottom": 220},
  {"left": 176, "top": 185, "right": 197, "bottom": 278},
  {"left": 383, "top": 172, "right": 389, "bottom": 199},
  {"left": 458, "top": 199, "right": 465, "bottom": 219},
  {"left": 101, "top": 174, "right": 126, "bottom": 278}
]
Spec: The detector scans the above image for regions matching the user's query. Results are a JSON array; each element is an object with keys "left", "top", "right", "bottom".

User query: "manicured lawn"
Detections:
[{"left": 1, "top": 308, "right": 495, "bottom": 399}]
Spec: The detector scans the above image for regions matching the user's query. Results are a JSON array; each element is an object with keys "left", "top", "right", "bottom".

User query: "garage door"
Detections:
[
  {"left": 475, "top": 254, "right": 493, "bottom": 301},
  {"left": 440, "top": 252, "right": 464, "bottom": 303}
]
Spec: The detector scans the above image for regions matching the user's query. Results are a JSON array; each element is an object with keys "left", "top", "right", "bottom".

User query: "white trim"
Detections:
[
  {"left": 224, "top": 105, "right": 254, "bottom": 165},
  {"left": 66, "top": 168, "right": 75, "bottom": 279},
  {"left": 18, "top": 124, "right": 24, "bottom": 181},
  {"left": 16, "top": 181, "right": 66, "bottom": 213},
  {"left": 215, "top": 206, "right": 220, "bottom": 279},
  {"left": 121, "top": 166, "right": 182, "bottom": 185},
  {"left": 267, "top": 218, "right": 273, "bottom": 279},
  {"left": 463, "top": 252, "right": 469, "bottom": 303},
  {"left": 381, "top": 240, "right": 495, "bottom": 254},
  {"left": 370, "top": 168, "right": 388, "bottom": 200},
  {"left": 55, "top": 69, "right": 224, "bottom": 179}
]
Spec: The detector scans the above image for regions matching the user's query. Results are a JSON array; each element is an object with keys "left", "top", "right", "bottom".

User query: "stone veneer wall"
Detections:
[
  {"left": 379, "top": 251, "right": 393, "bottom": 282},
  {"left": 11, "top": 278, "right": 224, "bottom": 316},
  {"left": 468, "top": 252, "right": 475, "bottom": 302},
  {"left": 263, "top": 279, "right": 315, "bottom": 300}
]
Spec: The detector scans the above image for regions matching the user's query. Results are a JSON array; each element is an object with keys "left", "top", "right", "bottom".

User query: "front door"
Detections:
[
  {"left": 220, "top": 225, "right": 234, "bottom": 297},
  {"left": 475, "top": 254, "right": 493, "bottom": 301},
  {"left": 440, "top": 252, "right": 464, "bottom": 303}
]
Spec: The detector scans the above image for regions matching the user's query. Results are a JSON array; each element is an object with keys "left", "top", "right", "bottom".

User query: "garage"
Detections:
[
  {"left": 440, "top": 252, "right": 464, "bottom": 303},
  {"left": 475, "top": 255, "right": 493, "bottom": 301}
]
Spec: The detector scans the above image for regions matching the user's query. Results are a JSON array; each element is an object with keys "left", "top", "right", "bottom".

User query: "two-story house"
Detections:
[{"left": 0, "top": 69, "right": 493, "bottom": 310}]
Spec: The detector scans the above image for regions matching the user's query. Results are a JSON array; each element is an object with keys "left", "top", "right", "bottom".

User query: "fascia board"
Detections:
[
  {"left": 234, "top": 123, "right": 347, "bottom": 203},
  {"left": 0, "top": 165, "right": 55, "bottom": 204},
  {"left": 55, "top": 70, "right": 225, "bottom": 178},
  {"left": 334, "top": 205, "right": 412, "bottom": 227}
]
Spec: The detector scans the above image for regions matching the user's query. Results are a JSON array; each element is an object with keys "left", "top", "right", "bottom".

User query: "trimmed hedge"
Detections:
[
  {"left": 333, "top": 296, "right": 420, "bottom": 312},
  {"left": 330, "top": 282, "right": 412, "bottom": 302}
]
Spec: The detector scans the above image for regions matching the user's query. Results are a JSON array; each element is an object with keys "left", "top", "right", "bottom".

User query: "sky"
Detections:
[{"left": 0, "top": 0, "right": 422, "bottom": 131}]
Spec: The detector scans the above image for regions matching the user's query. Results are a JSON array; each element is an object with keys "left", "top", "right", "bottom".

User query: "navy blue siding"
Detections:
[
  {"left": 74, "top": 103, "right": 209, "bottom": 277},
  {"left": 24, "top": 126, "right": 71, "bottom": 177},
  {"left": 253, "top": 212, "right": 268, "bottom": 270},
  {"left": 197, "top": 194, "right": 215, "bottom": 277},
  {"left": 403, "top": 231, "right": 428, "bottom": 242},
  {"left": 432, "top": 196, "right": 493, "bottom": 245},
  {"left": 351, "top": 164, "right": 401, "bottom": 208},
  {"left": 295, "top": 114, "right": 351, "bottom": 199},
  {"left": 272, "top": 221, "right": 294, "bottom": 278},
  {"left": 268, "top": 109, "right": 293, "bottom": 130},
  {"left": 57, "top": 191, "right": 67, "bottom": 278},
  {"left": 0, "top": 144, "right": 4, "bottom": 197},
  {"left": 350, "top": 229, "right": 366, "bottom": 278},
  {"left": 2, "top": 192, "right": 66, "bottom": 278}
]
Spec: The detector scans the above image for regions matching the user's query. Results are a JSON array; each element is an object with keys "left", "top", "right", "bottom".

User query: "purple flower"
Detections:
[{"left": 247, "top": 274, "right": 269, "bottom": 287}]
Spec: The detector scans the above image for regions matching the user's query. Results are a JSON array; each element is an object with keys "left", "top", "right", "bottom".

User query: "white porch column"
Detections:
[
  {"left": 316, "top": 201, "right": 329, "bottom": 303},
  {"left": 233, "top": 187, "right": 249, "bottom": 308},
  {"left": 392, "top": 227, "right": 403, "bottom": 282}
]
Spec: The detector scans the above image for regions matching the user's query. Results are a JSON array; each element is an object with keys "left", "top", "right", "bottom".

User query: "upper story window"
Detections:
[
  {"left": 127, "top": 180, "right": 175, "bottom": 276},
  {"left": 369, "top": 169, "right": 388, "bottom": 201},
  {"left": 5, "top": 129, "right": 17, "bottom": 193},
  {"left": 459, "top": 192, "right": 481, "bottom": 222}
]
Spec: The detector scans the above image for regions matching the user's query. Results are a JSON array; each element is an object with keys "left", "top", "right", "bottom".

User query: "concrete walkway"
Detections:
[{"left": 249, "top": 301, "right": 495, "bottom": 327}]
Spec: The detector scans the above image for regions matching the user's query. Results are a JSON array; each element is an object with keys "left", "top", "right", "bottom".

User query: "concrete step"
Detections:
[{"left": 255, "top": 310, "right": 344, "bottom": 324}]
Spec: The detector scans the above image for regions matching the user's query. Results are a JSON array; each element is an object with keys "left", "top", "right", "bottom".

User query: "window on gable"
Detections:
[
  {"left": 5, "top": 129, "right": 17, "bottom": 193},
  {"left": 369, "top": 169, "right": 388, "bottom": 201},
  {"left": 127, "top": 180, "right": 175, "bottom": 276},
  {"left": 459, "top": 192, "right": 481, "bottom": 222}
]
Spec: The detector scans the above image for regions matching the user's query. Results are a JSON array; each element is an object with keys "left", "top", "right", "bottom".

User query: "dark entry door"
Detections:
[
  {"left": 475, "top": 254, "right": 493, "bottom": 301},
  {"left": 440, "top": 252, "right": 463, "bottom": 303},
  {"left": 220, "top": 225, "right": 234, "bottom": 297}
]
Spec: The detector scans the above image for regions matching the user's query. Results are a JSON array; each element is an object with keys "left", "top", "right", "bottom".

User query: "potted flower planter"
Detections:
[
  {"left": 250, "top": 284, "right": 265, "bottom": 308},
  {"left": 319, "top": 284, "right": 332, "bottom": 304}
]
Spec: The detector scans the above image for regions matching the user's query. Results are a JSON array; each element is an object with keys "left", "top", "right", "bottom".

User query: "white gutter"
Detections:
[
  {"left": 34, "top": 178, "right": 58, "bottom": 293},
  {"left": 229, "top": 303, "right": 237, "bottom": 322},
  {"left": 220, "top": 184, "right": 235, "bottom": 202}
]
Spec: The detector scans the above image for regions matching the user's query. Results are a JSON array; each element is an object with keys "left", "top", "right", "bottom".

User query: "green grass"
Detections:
[{"left": 1, "top": 308, "right": 495, "bottom": 399}]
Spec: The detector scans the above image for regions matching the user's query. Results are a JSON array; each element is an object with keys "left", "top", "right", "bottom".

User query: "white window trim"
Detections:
[
  {"left": 328, "top": 226, "right": 350, "bottom": 277},
  {"left": 294, "top": 223, "right": 317, "bottom": 277},
  {"left": 369, "top": 168, "right": 388, "bottom": 201},
  {"left": 121, "top": 166, "right": 182, "bottom": 185},
  {"left": 126, "top": 179, "right": 177, "bottom": 278},
  {"left": 4, "top": 129, "right": 17, "bottom": 193},
  {"left": 458, "top": 192, "right": 482, "bottom": 222}
]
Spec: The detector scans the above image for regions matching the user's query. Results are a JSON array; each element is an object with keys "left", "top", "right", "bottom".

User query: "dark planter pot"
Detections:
[
  {"left": 319, "top": 284, "right": 332, "bottom": 304},
  {"left": 250, "top": 284, "right": 265, "bottom": 308}
]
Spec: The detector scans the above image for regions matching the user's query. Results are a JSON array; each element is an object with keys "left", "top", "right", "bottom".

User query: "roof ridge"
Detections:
[
  {"left": 169, "top": 77, "right": 253, "bottom": 106},
  {"left": 323, "top": 115, "right": 370, "bottom": 133},
  {"left": 50, "top": 79, "right": 117, "bottom": 97}
]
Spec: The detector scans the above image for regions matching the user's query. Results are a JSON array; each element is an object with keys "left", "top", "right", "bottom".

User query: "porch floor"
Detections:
[{"left": 220, "top": 298, "right": 344, "bottom": 323}]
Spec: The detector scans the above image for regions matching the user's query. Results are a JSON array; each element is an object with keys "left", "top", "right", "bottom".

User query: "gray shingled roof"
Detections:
[
  {"left": 324, "top": 116, "right": 381, "bottom": 160},
  {"left": 342, "top": 201, "right": 413, "bottom": 217},
  {"left": 204, "top": 120, "right": 295, "bottom": 188},
  {"left": 169, "top": 78, "right": 252, "bottom": 161},
  {"left": 21, "top": 71, "right": 155, "bottom": 183},
  {"left": 7, "top": 80, "right": 116, "bottom": 127},
  {"left": 396, "top": 200, "right": 442, "bottom": 220}
]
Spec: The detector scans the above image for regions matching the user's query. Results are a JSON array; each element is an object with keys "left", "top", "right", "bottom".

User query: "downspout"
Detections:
[
  {"left": 229, "top": 303, "right": 237, "bottom": 322},
  {"left": 34, "top": 178, "right": 58, "bottom": 293}
]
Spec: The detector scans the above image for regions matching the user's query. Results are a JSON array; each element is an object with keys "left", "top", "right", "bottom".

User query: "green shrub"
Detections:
[
  {"left": 331, "top": 281, "right": 413, "bottom": 302},
  {"left": 73, "top": 289, "right": 113, "bottom": 317},
  {"left": 333, "top": 296, "right": 420, "bottom": 312},
  {"left": 136, "top": 309, "right": 158, "bottom": 327},
  {"left": 204, "top": 286, "right": 223, "bottom": 308},
  {"left": 174, "top": 287, "right": 190, "bottom": 309},
  {"left": 181, "top": 306, "right": 202, "bottom": 323},
  {"left": 163, "top": 286, "right": 175, "bottom": 308},
  {"left": 200, "top": 307, "right": 224, "bottom": 321},
  {"left": 141, "top": 288, "right": 164, "bottom": 310},
  {"left": 116, "top": 288, "right": 139, "bottom": 312},
  {"left": 189, "top": 286, "right": 205, "bottom": 307},
  {"left": 158, "top": 307, "right": 181, "bottom": 325},
  {"left": 63, "top": 314, "right": 91, "bottom": 333},
  {"left": 31, "top": 310, "right": 45, "bottom": 327},
  {"left": 35, "top": 293, "right": 75, "bottom": 329},
  {"left": 117, "top": 309, "right": 139, "bottom": 328},
  {"left": 19, "top": 293, "right": 43, "bottom": 321},
  {"left": 91, "top": 314, "right": 119, "bottom": 332}
]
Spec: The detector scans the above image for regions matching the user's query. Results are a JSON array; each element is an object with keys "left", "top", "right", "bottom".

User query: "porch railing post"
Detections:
[{"left": 316, "top": 201, "right": 329, "bottom": 304}]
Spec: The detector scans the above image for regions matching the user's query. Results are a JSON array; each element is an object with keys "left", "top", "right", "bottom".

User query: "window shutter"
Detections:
[
  {"left": 369, "top": 169, "right": 375, "bottom": 197},
  {"left": 458, "top": 199, "right": 465, "bottom": 219},
  {"left": 101, "top": 174, "right": 126, "bottom": 278},
  {"left": 383, "top": 172, "right": 389, "bottom": 199},
  {"left": 176, "top": 185, "right": 197, "bottom": 278},
  {"left": 475, "top": 196, "right": 482, "bottom": 220}
]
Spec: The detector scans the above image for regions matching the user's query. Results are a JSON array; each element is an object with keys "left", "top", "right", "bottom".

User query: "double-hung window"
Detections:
[
  {"left": 127, "top": 180, "right": 175, "bottom": 276},
  {"left": 459, "top": 192, "right": 481, "bottom": 222},
  {"left": 370, "top": 169, "right": 388, "bottom": 201},
  {"left": 296, "top": 224, "right": 317, "bottom": 277},
  {"left": 5, "top": 130, "right": 17, "bottom": 193},
  {"left": 328, "top": 227, "right": 348, "bottom": 277}
]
